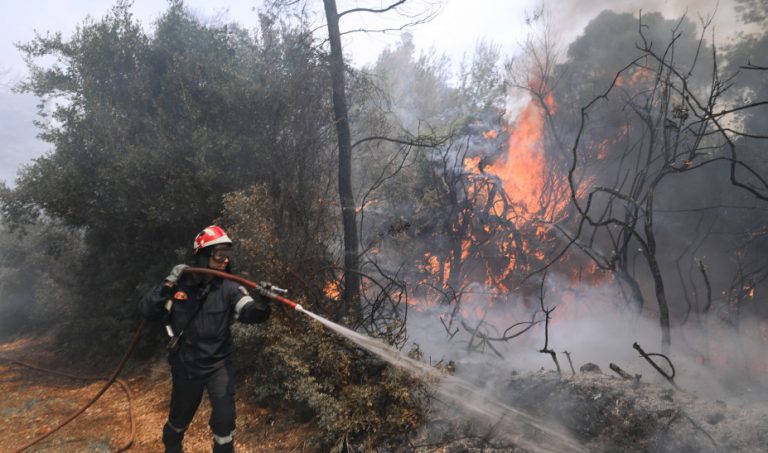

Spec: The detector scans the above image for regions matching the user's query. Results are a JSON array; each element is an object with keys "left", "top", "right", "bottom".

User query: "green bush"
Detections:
[{"left": 238, "top": 311, "right": 427, "bottom": 450}]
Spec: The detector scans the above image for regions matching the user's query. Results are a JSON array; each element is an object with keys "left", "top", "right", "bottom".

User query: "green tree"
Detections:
[{"left": 1, "top": 1, "right": 335, "bottom": 351}]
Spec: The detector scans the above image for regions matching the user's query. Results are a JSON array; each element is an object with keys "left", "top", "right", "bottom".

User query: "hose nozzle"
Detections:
[{"left": 259, "top": 281, "right": 288, "bottom": 295}]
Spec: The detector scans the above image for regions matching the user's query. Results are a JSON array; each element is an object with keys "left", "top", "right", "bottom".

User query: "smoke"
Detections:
[
  {"left": 403, "top": 271, "right": 768, "bottom": 406},
  {"left": 547, "top": 0, "right": 747, "bottom": 46}
]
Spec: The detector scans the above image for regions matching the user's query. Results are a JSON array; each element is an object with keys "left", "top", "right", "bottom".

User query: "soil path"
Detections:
[{"left": 0, "top": 337, "right": 314, "bottom": 452}]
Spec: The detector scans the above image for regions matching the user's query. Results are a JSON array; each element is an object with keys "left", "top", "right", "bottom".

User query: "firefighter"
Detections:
[{"left": 138, "top": 225, "right": 271, "bottom": 453}]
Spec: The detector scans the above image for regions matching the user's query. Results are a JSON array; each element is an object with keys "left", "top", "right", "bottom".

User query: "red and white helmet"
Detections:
[{"left": 193, "top": 225, "right": 232, "bottom": 255}]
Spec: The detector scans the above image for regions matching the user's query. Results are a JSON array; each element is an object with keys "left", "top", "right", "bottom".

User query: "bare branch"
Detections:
[
  {"left": 338, "top": 0, "right": 406, "bottom": 19},
  {"left": 741, "top": 59, "right": 768, "bottom": 70}
]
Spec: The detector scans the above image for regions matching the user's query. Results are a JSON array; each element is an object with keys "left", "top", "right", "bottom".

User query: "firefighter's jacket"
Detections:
[{"left": 138, "top": 273, "right": 270, "bottom": 378}]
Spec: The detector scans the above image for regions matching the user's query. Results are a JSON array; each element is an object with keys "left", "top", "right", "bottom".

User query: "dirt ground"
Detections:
[
  {"left": 0, "top": 337, "right": 317, "bottom": 453},
  {"left": 7, "top": 334, "right": 767, "bottom": 452}
]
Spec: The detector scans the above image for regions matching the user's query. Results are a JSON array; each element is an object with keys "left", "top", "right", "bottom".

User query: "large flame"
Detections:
[{"left": 487, "top": 100, "right": 547, "bottom": 217}]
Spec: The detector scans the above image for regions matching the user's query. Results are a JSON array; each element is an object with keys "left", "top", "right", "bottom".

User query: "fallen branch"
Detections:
[
  {"left": 658, "top": 408, "right": 718, "bottom": 450},
  {"left": 633, "top": 342, "right": 679, "bottom": 389},
  {"left": 609, "top": 362, "right": 643, "bottom": 387},
  {"left": 609, "top": 363, "right": 633, "bottom": 380},
  {"left": 680, "top": 410, "right": 718, "bottom": 449}
]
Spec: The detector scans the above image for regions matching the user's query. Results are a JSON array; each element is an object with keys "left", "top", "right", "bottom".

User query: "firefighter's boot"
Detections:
[
  {"left": 162, "top": 422, "right": 185, "bottom": 453},
  {"left": 212, "top": 439, "right": 234, "bottom": 453}
]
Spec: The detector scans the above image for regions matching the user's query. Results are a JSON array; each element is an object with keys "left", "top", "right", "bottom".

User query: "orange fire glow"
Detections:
[
  {"left": 615, "top": 66, "right": 651, "bottom": 88},
  {"left": 487, "top": 100, "right": 547, "bottom": 217},
  {"left": 323, "top": 280, "right": 341, "bottom": 300},
  {"left": 464, "top": 156, "right": 483, "bottom": 174}
]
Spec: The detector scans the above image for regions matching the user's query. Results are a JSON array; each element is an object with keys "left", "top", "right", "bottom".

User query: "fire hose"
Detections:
[
  {"left": 3, "top": 267, "right": 302, "bottom": 452},
  {"left": 188, "top": 267, "right": 304, "bottom": 312}
]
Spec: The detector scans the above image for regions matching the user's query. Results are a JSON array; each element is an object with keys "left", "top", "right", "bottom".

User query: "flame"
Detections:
[
  {"left": 356, "top": 198, "right": 379, "bottom": 214},
  {"left": 544, "top": 91, "right": 556, "bottom": 114},
  {"left": 483, "top": 129, "right": 498, "bottom": 139},
  {"left": 629, "top": 67, "right": 651, "bottom": 84},
  {"left": 464, "top": 155, "right": 483, "bottom": 174},
  {"left": 323, "top": 280, "right": 341, "bottom": 299},
  {"left": 596, "top": 138, "right": 610, "bottom": 160},
  {"left": 428, "top": 84, "right": 574, "bottom": 296},
  {"left": 487, "top": 100, "right": 546, "bottom": 216},
  {"left": 420, "top": 253, "right": 453, "bottom": 289},
  {"left": 615, "top": 66, "right": 651, "bottom": 88}
]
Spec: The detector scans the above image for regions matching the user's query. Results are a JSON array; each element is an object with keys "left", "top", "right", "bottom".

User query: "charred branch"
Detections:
[
  {"left": 459, "top": 319, "right": 505, "bottom": 359},
  {"left": 741, "top": 59, "right": 768, "bottom": 70},
  {"left": 500, "top": 312, "right": 541, "bottom": 341},
  {"left": 633, "top": 342, "right": 679, "bottom": 389},
  {"left": 609, "top": 362, "right": 634, "bottom": 380},
  {"left": 439, "top": 315, "right": 459, "bottom": 340},
  {"left": 538, "top": 273, "right": 561, "bottom": 377},
  {"left": 698, "top": 259, "right": 713, "bottom": 313},
  {"left": 563, "top": 350, "right": 576, "bottom": 377}
]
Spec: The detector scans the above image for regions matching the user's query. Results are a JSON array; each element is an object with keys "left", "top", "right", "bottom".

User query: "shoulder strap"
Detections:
[{"left": 175, "top": 283, "right": 212, "bottom": 336}]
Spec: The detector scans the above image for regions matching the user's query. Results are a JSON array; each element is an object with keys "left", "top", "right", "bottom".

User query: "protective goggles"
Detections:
[{"left": 211, "top": 249, "right": 232, "bottom": 263}]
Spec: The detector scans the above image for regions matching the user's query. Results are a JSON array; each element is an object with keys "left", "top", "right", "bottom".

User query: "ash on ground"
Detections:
[{"left": 410, "top": 368, "right": 768, "bottom": 452}]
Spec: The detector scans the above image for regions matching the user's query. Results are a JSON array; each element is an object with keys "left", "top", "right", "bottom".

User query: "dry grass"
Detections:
[{"left": 0, "top": 337, "right": 318, "bottom": 453}]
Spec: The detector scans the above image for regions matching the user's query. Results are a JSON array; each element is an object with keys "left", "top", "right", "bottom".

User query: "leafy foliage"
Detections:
[{"left": 1, "top": 2, "right": 335, "bottom": 351}]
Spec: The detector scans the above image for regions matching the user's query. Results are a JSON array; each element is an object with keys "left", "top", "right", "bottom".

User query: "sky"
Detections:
[{"left": 0, "top": 0, "right": 742, "bottom": 185}]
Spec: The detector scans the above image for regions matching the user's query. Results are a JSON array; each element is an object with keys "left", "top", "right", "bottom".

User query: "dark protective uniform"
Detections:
[{"left": 139, "top": 273, "right": 270, "bottom": 453}]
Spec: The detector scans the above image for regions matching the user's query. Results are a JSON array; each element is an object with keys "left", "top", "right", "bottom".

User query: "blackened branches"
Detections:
[
  {"left": 563, "top": 350, "right": 576, "bottom": 377},
  {"left": 538, "top": 273, "right": 562, "bottom": 377},
  {"left": 633, "top": 342, "right": 679, "bottom": 389}
]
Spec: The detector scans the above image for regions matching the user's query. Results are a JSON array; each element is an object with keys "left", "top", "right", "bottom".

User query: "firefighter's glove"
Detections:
[
  {"left": 165, "top": 264, "right": 189, "bottom": 286},
  {"left": 256, "top": 282, "right": 272, "bottom": 298}
]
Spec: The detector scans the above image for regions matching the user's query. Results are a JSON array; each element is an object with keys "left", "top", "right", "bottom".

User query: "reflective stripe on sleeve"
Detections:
[{"left": 234, "top": 296, "right": 253, "bottom": 316}]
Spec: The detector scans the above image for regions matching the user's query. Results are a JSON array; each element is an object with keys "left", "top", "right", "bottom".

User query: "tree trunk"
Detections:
[
  {"left": 644, "top": 213, "right": 671, "bottom": 355},
  {"left": 323, "top": 0, "right": 360, "bottom": 319}
]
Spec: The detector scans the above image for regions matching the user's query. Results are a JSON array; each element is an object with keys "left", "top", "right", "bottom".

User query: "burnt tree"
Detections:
[{"left": 562, "top": 13, "right": 768, "bottom": 354}]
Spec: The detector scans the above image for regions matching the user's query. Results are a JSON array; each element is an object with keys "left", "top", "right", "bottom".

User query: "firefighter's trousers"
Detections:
[{"left": 162, "top": 364, "right": 236, "bottom": 453}]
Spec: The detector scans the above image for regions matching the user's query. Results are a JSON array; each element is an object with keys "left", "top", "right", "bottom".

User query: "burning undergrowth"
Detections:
[
  {"left": 399, "top": 278, "right": 768, "bottom": 452},
  {"left": 409, "top": 371, "right": 768, "bottom": 452}
]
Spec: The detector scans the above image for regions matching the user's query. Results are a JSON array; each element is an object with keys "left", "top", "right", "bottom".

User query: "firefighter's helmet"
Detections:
[{"left": 193, "top": 225, "right": 232, "bottom": 255}]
